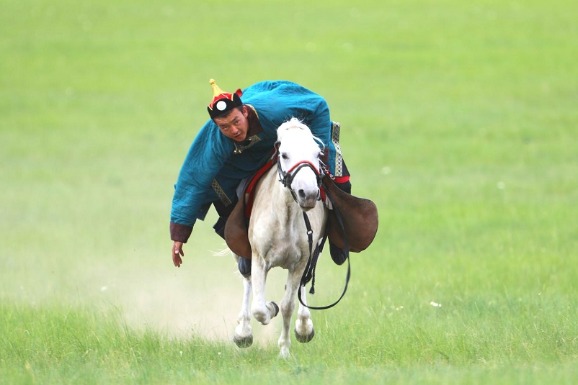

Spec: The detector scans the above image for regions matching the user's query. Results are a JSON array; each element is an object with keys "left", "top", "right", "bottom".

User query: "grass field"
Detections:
[{"left": 1, "top": 0, "right": 577, "bottom": 384}]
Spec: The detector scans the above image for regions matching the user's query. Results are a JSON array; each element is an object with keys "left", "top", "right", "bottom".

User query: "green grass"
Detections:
[
  {"left": 1, "top": 0, "right": 577, "bottom": 383},
  {"left": 2, "top": 298, "right": 578, "bottom": 384}
]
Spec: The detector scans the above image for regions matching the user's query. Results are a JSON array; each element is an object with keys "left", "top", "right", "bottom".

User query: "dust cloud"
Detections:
[{"left": 89, "top": 250, "right": 285, "bottom": 346}]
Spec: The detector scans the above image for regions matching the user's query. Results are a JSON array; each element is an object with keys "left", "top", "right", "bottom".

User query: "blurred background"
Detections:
[{"left": 1, "top": 0, "right": 576, "bottom": 344}]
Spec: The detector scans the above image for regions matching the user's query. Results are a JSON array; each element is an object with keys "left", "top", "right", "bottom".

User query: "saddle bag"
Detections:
[{"left": 323, "top": 175, "right": 379, "bottom": 252}]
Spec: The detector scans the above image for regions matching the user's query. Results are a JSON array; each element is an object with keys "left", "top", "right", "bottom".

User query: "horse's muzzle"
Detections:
[{"left": 297, "top": 189, "right": 319, "bottom": 211}]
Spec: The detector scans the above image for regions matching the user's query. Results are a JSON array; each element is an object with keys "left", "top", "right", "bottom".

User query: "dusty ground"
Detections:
[{"left": 99, "top": 249, "right": 285, "bottom": 346}]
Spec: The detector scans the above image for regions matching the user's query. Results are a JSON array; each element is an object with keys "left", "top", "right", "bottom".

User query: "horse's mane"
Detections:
[{"left": 277, "top": 118, "right": 325, "bottom": 149}]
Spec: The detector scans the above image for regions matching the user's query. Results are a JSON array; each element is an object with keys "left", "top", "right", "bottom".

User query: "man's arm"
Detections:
[{"left": 169, "top": 119, "right": 233, "bottom": 265}]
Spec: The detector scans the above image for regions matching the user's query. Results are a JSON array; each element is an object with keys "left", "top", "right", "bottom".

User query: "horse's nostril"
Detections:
[{"left": 298, "top": 189, "right": 306, "bottom": 198}]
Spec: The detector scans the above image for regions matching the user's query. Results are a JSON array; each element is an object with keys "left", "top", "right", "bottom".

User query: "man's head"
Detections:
[
  {"left": 207, "top": 79, "right": 249, "bottom": 142},
  {"left": 213, "top": 105, "right": 250, "bottom": 142}
]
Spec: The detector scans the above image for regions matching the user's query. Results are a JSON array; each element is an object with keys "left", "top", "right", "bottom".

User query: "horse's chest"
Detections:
[{"left": 255, "top": 231, "right": 308, "bottom": 268}]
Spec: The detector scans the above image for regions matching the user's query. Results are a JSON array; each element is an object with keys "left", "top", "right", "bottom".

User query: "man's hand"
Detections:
[{"left": 172, "top": 241, "right": 184, "bottom": 267}]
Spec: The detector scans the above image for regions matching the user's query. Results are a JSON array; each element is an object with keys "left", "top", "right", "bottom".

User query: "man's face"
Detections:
[{"left": 213, "top": 106, "right": 250, "bottom": 142}]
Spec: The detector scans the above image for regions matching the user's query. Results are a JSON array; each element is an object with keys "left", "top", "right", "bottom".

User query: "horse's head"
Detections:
[{"left": 276, "top": 118, "right": 324, "bottom": 211}]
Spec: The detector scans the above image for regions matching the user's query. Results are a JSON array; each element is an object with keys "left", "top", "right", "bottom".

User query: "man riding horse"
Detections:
[{"left": 170, "top": 79, "right": 352, "bottom": 276}]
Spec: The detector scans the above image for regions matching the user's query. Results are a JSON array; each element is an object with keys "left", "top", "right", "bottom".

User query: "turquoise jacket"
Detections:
[{"left": 170, "top": 80, "right": 344, "bottom": 241}]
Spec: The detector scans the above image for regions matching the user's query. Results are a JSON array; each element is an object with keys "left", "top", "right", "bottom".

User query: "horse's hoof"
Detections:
[
  {"left": 295, "top": 328, "right": 315, "bottom": 343},
  {"left": 279, "top": 347, "right": 291, "bottom": 359},
  {"left": 233, "top": 334, "right": 253, "bottom": 348}
]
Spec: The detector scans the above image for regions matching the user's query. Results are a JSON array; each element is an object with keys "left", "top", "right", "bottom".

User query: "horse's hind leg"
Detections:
[
  {"left": 294, "top": 285, "right": 314, "bottom": 343},
  {"left": 233, "top": 275, "right": 253, "bottom": 348}
]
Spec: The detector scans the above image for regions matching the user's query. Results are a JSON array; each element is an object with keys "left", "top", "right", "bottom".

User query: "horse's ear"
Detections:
[
  {"left": 272, "top": 141, "right": 281, "bottom": 159},
  {"left": 313, "top": 136, "right": 326, "bottom": 151}
]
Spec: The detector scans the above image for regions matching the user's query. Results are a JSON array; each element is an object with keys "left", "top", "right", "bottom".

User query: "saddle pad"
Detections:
[{"left": 243, "top": 158, "right": 276, "bottom": 218}]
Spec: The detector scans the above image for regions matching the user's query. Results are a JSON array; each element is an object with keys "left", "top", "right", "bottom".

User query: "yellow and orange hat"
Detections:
[{"left": 207, "top": 79, "right": 243, "bottom": 119}]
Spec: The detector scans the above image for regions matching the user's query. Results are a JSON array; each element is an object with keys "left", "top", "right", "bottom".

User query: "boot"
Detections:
[
  {"left": 238, "top": 257, "right": 251, "bottom": 278},
  {"left": 329, "top": 241, "right": 348, "bottom": 265}
]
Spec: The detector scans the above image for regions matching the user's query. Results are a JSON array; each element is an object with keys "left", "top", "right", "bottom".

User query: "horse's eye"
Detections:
[{"left": 281, "top": 153, "right": 289, "bottom": 160}]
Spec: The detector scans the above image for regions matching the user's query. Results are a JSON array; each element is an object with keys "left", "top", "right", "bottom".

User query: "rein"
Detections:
[
  {"left": 276, "top": 156, "right": 351, "bottom": 310},
  {"left": 298, "top": 208, "right": 351, "bottom": 310}
]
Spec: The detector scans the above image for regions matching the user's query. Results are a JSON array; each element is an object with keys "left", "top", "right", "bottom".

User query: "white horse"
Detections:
[{"left": 233, "top": 118, "right": 328, "bottom": 358}]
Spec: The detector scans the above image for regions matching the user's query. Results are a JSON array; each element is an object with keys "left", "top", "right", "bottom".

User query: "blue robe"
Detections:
[{"left": 171, "top": 80, "right": 344, "bottom": 234}]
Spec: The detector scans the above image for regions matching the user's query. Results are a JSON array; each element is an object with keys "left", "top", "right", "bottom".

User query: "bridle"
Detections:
[
  {"left": 277, "top": 159, "right": 323, "bottom": 202},
  {"left": 275, "top": 136, "right": 324, "bottom": 202}
]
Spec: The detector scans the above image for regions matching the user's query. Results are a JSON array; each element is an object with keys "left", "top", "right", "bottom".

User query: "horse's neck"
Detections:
[{"left": 262, "top": 167, "right": 301, "bottom": 224}]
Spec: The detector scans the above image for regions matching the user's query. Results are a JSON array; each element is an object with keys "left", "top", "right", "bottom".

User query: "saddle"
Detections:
[{"left": 224, "top": 164, "right": 379, "bottom": 260}]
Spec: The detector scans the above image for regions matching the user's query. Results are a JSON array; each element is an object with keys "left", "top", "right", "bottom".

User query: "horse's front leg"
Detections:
[
  {"left": 233, "top": 273, "right": 253, "bottom": 348},
  {"left": 294, "top": 285, "right": 314, "bottom": 343},
  {"left": 277, "top": 269, "right": 299, "bottom": 358},
  {"left": 277, "top": 266, "right": 314, "bottom": 358},
  {"left": 251, "top": 255, "right": 279, "bottom": 326}
]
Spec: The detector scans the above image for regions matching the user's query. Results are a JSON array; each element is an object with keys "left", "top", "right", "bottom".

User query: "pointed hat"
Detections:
[{"left": 207, "top": 79, "right": 243, "bottom": 119}]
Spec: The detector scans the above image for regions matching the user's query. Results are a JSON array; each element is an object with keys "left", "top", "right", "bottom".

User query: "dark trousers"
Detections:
[{"left": 212, "top": 198, "right": 237, "bottom": 240}]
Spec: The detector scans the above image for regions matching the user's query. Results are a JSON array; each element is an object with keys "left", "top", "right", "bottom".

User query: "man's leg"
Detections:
[
  {"left": 328, "top": 173, "right": 351, "bottom": 265},
  {"left": 213, "top": 199, "right": 252, "bottom": 277}
]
